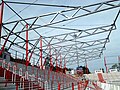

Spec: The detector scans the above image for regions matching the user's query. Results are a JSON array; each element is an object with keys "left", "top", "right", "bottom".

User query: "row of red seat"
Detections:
[{"left": 0, "top": 66, "right": 44, "bottom": 90}]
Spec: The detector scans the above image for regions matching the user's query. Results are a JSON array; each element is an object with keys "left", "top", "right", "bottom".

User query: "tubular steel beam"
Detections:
[
  {"left": 1, "top": 24, "right": 115, "bottom": 45},
  {"left": 2, "top": 25, "right": 45, "bottom": 57},
  {"left": 7, "top": 25, "right": 26, "bottom": 50},
  {"left": 40, "top": 25, "right": 115, "bottom": 47},
  {"left": 48, "top": 38, "right": 110, "bottom": 49},
  {"left": 0, "top": 21, "right": 19, "bottom": 55},
  {"left": 4, "top": 1, "right": 77, "bottom": 8},
  {"left": 2, "top": 4, "right": 60, "bottom": 65},
  {"left": 0, "top": 0, "right": 4, "bottom": 43},
  {"left": 3, "top": 0, "right": 120, "bottom": 26},
  {"left": 67, "top": 57, "right": 101, "bottom": 66},
  {"left": 28, "top": 37, "right": 40, "bottom": 65}
]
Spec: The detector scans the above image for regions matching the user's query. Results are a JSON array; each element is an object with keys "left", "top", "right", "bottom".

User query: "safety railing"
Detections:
[
  {"left": 0, "top": 43, "right": 38, "bottom": 64},
  {"left": 0, "top": 59, "right": 44, "bottom": 90},
  {"left": 0, "top": 58, "right": 104, "bottom": 90},
  {"left": 0, "top": 51, "right": 103, "bottom": 90}
]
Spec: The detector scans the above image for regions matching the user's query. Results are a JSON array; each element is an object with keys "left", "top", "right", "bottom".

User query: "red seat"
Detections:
[{"left": 97, "top": 73, "right": 106, "bottom": 83}]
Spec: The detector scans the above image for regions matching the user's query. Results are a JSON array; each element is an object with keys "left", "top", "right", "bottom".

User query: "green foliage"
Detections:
[{"left": 111, "top": 63, "right": 118, "bottom": 69}]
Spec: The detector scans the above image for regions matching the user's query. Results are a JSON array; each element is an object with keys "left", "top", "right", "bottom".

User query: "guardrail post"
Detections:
[
  {"left": 44, "top": 69, "right": 45, "bottom": 81},
  {"left": 48, "top": 70, "right": 50, "bottom": 80},
  {"left": 16, "top": 83, "right": 18, "bottom": 90},
  {"left": 13, "top": 65, "right": 16, "bottom": 84},
  {"left": 78, "top": 82, "right": 81, "bottom": 90},
  {"left": 21, "top": 77, "right": 24, "bottom": 89},
  {"left": 45, "top": 81, "right": 48, "bottom": 90},
  {"left": 58, "top": 83, "right": 60, "bottom": 90},
  {"left": 25, "top": 71, "right": 28, "bottom": 80},
  {"left": 72, "top": 83, "right": 74, "bottom": 90},
  {"left": 51, "top": 75, "right": 54, "bottom": 90}
]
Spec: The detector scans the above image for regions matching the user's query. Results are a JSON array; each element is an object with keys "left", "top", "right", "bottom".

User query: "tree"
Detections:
[{"left": 111, "top": 64, "right": 118, "bottom": 69}]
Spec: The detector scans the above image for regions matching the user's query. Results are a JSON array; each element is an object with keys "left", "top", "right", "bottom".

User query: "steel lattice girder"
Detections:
[{"left": 0, "top": 0, "right": 120, "bottom": 67}]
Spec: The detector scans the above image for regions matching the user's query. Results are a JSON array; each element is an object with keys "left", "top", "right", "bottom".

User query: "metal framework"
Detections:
[{"left": 0, "top": 0, "right": 120, "bottom": 68}]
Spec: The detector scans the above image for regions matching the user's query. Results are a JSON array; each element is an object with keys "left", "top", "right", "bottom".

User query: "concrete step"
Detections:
[{"left": 0, "top": 77, "right": 15, "bottom": 89}]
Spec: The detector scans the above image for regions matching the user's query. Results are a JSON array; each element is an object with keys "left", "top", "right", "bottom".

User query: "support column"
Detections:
[
  {"left": 48, "top": 44, "right": 51, "bottom": 80},
  {"left": 58, "top": 83, "right": 60, "bottom": 90},
  {"left": 16, "top": 83, "right": 18, "bottom": 90},
  {"left": 49, "top": 43, "right": 52, "bottom": 71},
  {"left": 0, "top": 0, "right": 4, "bottom": 43},
  {"left": 55, "top": 50, "right": 58, "bottom": 81},
  {"left": 40, "top": 36, "right": 42, "bottom": 69},
  {"left": 104, "top": 57, "right": 108, "bottom": 73},
  {"left": 72, "top": 83, "right": 74, "bottom": 90},
  {"left": 64, "top": 58, "right": 66, "bottom": 68},
  {"left": 36, "top": 68, "right": 39, "bottom": 79},
  {"left": 60, "top": 53, "right": 62, "bottom": 68},
  {"left": 26, "top": 24, "right": 29, "bottom": 70},
  {"left": 32, "top": 58, "right": 35, "bottom": 74},
  {"left": 63, "top": 58, "right": 66, "bottom": 74},
  {"left": 0, "top": 21, "right": 19, "bottom": 56},
  {"left": 56, "top": 50, "right": 58, "bottom": 72}
]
